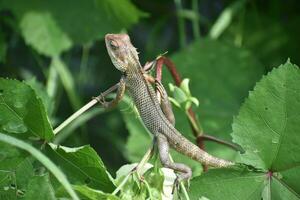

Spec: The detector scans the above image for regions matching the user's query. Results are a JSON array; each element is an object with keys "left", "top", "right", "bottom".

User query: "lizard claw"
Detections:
[
  {"left": 93, "top": 94, "right": 109, "bottom": 108},
  {"left": 172, "top": 175, "right": 180, "bottom": 194},
  {"left": 172, "top": 175, "right": 190, "bottom": 195}
]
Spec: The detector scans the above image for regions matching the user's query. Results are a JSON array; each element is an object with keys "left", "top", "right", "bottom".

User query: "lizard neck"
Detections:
[{"left": 125, "top": 62, "right": 143, "bottom": 79}]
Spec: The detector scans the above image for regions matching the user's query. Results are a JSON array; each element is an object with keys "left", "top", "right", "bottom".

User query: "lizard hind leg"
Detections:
[
  {"left": 156, "top": 133, "right": 192, "bottom": 181},
  {"left": 155, "top": 80, "right": 176, "bottom": 126}
]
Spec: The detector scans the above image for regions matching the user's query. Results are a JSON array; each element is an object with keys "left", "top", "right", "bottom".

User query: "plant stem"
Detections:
[
  {"left": 112, "top": 171, "right": 132, "bottom": 195},
  {"left": 53, "top": 82, "right": 120, "bottom": 135},
  {"left": 192, "top": 0, "right": 200, "bottom": 40},
  {"left": 180, "top": 181, "right": 190, "bottom": 200},
  {"left": 112, "top": 146, "right": 154, "bottom": 195},
  {"left": 79, "top": 44, "right": 91, "bottom": 82},
  {"left": 155, "top": 56, "right": 203, "bottom": 137},
  {"left": 169, "top": 156, "right": 190, "bottom": 200},
  {"left": 174, "top": 0, "right": 186, "bottom": 48},
  {"left": 46, "top": 64, "right": 59, "bottom": 101}
]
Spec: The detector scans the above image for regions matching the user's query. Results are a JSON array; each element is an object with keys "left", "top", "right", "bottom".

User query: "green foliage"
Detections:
[
  {"left": 24, "top": 174, "right": 56, "bottom": 200},
  {"left": 0, "top": 78, "right": 53, "bottom": 140},
  {"left": 165, "top": 38, "right": 263, "bottom": 161},
  {"left": 190, "top": 168, "right": 265, "bottom": 200},
  {"left": 47, "top": 144, "right": 115, "bottom": 192},
  {"left": 0, "top": 133, "right": 79, "bottom": 199},
  {"left": 73, "top": 185, "right": 120, "bottom": 200},
  {"left": 20, "top": 11, "right": 72, "bottom": 57},
  {"left": 169, "top": 78, "right": 199, "bottom": 110},
  {"left": 189, "top": 62, "right": 300, "bottom": 200},
  {"left": 232, "top": 61, "right": 300, "bottom": 171},
  {"left": 1, "top": 0, "right": 300, "bottom": 199},
  {"left": 2, "top": 0, "right": 145, "bottom": 45}
]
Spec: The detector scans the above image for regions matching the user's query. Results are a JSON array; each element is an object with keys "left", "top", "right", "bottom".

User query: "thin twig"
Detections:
[
  {"left": 53, "top": 82, "right": 120, "bottom": 135},
  {"left": 155, "top": 56, "right": 203, "bottom": 136},
  {"left": 200, "top": 134, "right": 243, "bottom": 152},
  {"left": 112, "top": 146, "right": 154, "bottom": 196}
]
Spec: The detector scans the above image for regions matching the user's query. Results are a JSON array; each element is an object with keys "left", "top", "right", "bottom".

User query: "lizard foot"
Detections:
[
  {"left": 93, "top": 94, "right": 109, "bottom": 108},
  {"left": 172, "top": 176, "right": 180, "bottom": 194}
]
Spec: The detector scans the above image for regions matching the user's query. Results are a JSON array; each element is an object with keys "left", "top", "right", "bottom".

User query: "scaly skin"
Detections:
[{"left": 105, "top": 33, "right": 235, "bottom": 180}]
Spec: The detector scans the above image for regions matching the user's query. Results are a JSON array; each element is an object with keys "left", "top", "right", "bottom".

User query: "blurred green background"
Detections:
[{"left": 0, "top": 0, "right": 299, "bottom": 174}]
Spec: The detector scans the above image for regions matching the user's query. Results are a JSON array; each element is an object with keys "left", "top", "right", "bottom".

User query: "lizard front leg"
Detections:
[
  {"left": 94, "top": 75, "right": 126, "bottom": 109},
  {"left": 157, "top": 133, "right": 192, "bottom": 181}
]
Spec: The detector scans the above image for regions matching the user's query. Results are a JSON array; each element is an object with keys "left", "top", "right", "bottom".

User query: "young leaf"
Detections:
[
  {"left": 0, "top": 78, "right": 54, "bottom": 141},
  {"left": 180, "top": 78, "right": 191, "bottom": 95},
  {"left": 173, "top": 86, "right": 188, "bottom": 104}
]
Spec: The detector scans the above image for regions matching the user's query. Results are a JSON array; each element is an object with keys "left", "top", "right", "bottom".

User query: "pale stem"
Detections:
[
  {"left": 53, "top": 82, "right": 120, "bottom": 135},
  {"left": 53, "top": 99, "right": 98, "bottom": 135}
]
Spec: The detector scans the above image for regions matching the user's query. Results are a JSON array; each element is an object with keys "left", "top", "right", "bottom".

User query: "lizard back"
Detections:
[{"left": 126, "top": 68, "right": 234, "bottom": 168}]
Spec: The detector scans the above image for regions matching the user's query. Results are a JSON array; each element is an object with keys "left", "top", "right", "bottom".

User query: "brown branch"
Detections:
[
  {"left": 155, "top": 56, "right": 203, "bottom": 137},
  {"left": 198, "top": 134, "right": 243, "bottom": 152},
  {"left": 154, "top": 56, "right": 208, "bottom": 171}
]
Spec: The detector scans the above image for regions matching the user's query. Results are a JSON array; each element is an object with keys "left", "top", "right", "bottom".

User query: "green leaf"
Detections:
[
  {"left": 169, "top": 38, "right": 264, "bottom": 158},
  {"left": 281, "top": 166, "right": 300, "bottom": 194},
  {"left": 3, "top": 0, "right": 146, "bottom": 44},
  {"left": 0, "top": 78, "right": 54, "bottom": 140},
  {"left": 47, "top": 144, "right": 115, "bottom": 193},
  {"left": 24, "top": 174, "right": 56, "bottom": 200},
  {"left": 266, "top": 176, "right": 300, "bottom": 200},
  {"left": 50, "top": 0, "right": 146, "bottom": 44},
  {"left": 232, "top": 61, "right": 300, "bottom": 171},
  {"left": 0, "top": 170, "right": 16, "bottom": 199},
  {"left": 0, "top": 143, "right": 33, "bottom": 199},
  {"left": 209, "top": 0, "right": 247, "bottom": 39},
  {"left": 231, "top": 61, "right": 300, "bottom": 198},
  {"left": 189, "top": 169, "right": 265, "bottom": 200},
  {"left": 73, "top": 185, "right": 120, "bottom": 200},
  {"left": 168, "top": 97, "right": 181, "bottom": 108},
  {"left": 189, "top": 97, "right": 199, "bottom": 107},
  {"left": 0, "top": 133, "right": 79, "bottom": 200},
  {"left": 26, "top": 78, "right": 54, "bottom": 118},
  {"left": 20, "top": 11, "right": 72, "bottom": 57},
  {"left": 143, "top": 167, "right": 164, "bottom": 200},
  {"left": 180, "top": 78, "right": 191, "bottom": 95},
  {"left": 172, "top": 86, "right": 188, "bottom": 104}
]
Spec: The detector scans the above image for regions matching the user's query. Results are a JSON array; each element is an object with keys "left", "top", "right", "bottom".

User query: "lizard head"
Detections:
[{"left": 105, "top": 33, "right": 139, "bottom": 73}]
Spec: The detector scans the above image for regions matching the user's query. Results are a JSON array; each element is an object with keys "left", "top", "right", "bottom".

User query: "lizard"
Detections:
[{"left": 100, "top": 33, "right": 235, "bottom": 181}]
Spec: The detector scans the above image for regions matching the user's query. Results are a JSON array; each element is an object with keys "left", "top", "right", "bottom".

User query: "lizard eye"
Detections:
[{"left": 109, "top": 40, "right": 119, "bottom": 50}]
